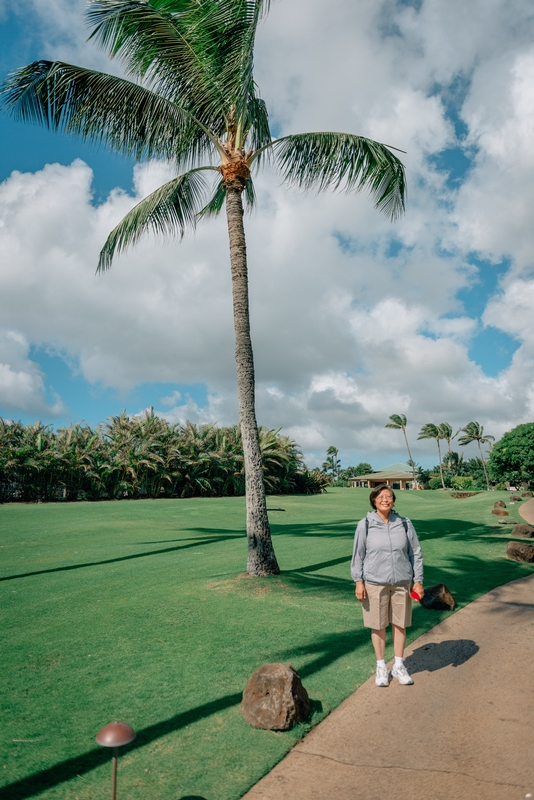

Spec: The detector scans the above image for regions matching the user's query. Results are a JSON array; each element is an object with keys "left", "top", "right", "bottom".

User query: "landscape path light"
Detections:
[{"left": 95, "top": 721, "right": 136, "bottom": 800}]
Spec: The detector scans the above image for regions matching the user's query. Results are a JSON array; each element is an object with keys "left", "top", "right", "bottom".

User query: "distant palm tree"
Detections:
[
  {"left": 438, "top": 422, "right": 457, "bottom": 453},
  {"left": 385, "top": 414, "right": 417, "bottom": 488},
  {"left": 322, "top": 446, "right": 341, "bottom": 481},
  {"left": 2, "top": 0, "right": 406, "bottom": 575},
  {"left": 442, "top": 450, "right": 464, "bottom": 478},
  {"left": 417, "top": 423, "right": 446, "bottom": 489},
  {"left": 457, "top": 422, "right": 495, "bottom": 490}
]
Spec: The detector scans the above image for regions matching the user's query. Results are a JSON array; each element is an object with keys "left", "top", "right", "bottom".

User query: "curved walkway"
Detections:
[
  {"left": 242, "top": 572, "right": 534, "bottom": 800},
  {"left": 519, "top": 497, "right": 534, "bottom": 525}
]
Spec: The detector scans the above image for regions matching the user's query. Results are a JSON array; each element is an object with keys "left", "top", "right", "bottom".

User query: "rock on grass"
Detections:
[{"left": 506, "top": 541, "right": 534, "bottom": 562}]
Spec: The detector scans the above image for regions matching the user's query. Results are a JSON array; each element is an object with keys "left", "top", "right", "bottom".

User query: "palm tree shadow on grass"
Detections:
[
  {"left": 0, "top": 534, "right": 243, "bottom": 582},
  {"left": 3, "top": 556, "right": 529, "bottom": 798},
  {"left": 0, "top": 516, "right": 494, "bottom": 585},
  {"left": 408, "top": 517, "right": 489, "bottom": 541},
  {"left": 0, "top": 627, "right": 369, "bottom": 800},
  {"left": 422, "top": 552, "right": 533, "bottom": 606},
  {"left": 191, "top": 516, "right": 497, "bottom": 545}
]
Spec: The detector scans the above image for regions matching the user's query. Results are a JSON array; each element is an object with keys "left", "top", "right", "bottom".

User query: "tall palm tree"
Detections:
[
  {"left": 457, "top": 421, "right": 495, "bottom": 490},
  {"left": 322, "top": 445, "right": 341, "bottom": 481},
  {"left": 417, "top": 423, "right": 446, "bottom": 490},
  {"left": 1, "top": 0, "right": 406, "bottom": 574},
  {"left": 385, "top": 414, "right": 416, "bottom": 488},
  {"left": 438, "top": 422, "right": 455, "bottom": 453}
]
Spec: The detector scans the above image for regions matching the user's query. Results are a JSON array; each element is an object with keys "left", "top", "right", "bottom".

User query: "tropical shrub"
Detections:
[
  {"left": 0, "top": 412, "right": 326, "bottom": 502},
  {"left": 451, "top": 476, "right": 473, "bottom": 490},
  {"left": 488, "top": 423, "right": 534, "bottom": 487}
]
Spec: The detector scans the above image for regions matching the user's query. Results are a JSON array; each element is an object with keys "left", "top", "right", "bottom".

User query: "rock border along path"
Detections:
[{"left": 242, "top": 573, "right": 534, "bottom": 800}]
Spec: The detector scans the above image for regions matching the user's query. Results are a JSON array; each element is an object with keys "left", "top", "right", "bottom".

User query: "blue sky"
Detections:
[{"left": 1, "top": 0, "right": 533, "bottom": 469}]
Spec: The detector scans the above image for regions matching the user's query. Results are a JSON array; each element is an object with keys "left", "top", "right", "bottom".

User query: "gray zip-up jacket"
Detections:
[{"left": 351, "top": 510, "right": 423, "bottom": 585}]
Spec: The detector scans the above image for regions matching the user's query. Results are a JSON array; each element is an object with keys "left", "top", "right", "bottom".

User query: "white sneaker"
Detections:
[
  {"left": 375, "top": 664, "right": 389, "bottom": 687},
  {"left": 391, "top": 663, "right": 414, "bottom": 685}
]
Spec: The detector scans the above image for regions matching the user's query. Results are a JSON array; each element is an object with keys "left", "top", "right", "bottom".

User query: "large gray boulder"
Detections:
[
  {"left": 419, "top": 583, "right": 455, "bottom": 611},
  {"left": 506, "top": 541, "right": 534, "bottom": 562},
  {"left": 494, "top": 500, "right": 507, "bottom": 508},
  {"left": 241, "top": 663, "right": 310, "bottom": 731},
  {"left": 512, "top": 524, "right": 534, "bottom": 538}
]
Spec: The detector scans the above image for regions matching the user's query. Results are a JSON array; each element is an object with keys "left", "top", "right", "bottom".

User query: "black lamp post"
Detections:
[{"left": 96, "top": 721, "right": 136, "bottom": 800}]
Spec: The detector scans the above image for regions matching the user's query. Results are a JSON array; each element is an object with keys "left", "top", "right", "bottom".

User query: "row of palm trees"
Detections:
[
  {"left": 0, "top": 410, "right": 328, "bottom": 503},
  {"left": 386, "top": 415, "right": 495, "bottom": 490}
]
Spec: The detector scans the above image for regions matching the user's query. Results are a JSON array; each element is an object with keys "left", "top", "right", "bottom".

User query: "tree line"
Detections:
[
  {"left": 385, "top": 415, "right": 495, "bottom": 490},
  {"left": 321, "top": 419, "right": 534, "bottom": 491},
  {"left": 0, "top": 411, "right": 329, "bottom": 503}
]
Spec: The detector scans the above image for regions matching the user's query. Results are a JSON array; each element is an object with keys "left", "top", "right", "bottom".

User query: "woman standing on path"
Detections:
[{"left": 351, "top": 484, "right": 424, "bottom": 687}]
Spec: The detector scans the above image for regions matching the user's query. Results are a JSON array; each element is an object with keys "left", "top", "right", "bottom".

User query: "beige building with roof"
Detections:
[{"left": 348, "top": 462, "right": 417, "bottom": 490}]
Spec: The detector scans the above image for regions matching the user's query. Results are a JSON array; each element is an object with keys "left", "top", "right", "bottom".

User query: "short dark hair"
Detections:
[{"left": 370, "top": 484, "right": 396, "bottom": 509}]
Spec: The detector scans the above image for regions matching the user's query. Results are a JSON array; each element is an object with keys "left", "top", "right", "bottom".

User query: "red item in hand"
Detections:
[{"left": 410, "top": 590, "right": 421, "bottom": 601}]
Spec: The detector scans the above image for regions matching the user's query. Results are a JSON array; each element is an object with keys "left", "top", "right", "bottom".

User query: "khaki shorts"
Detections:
[{"left": 361, "top": 583, "right": 412, "bottom": 629}]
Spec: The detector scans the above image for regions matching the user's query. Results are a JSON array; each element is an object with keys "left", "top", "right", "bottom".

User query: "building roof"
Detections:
[
  {"left": 377, "top": 462, "right": 412, "bottom": 473},
  {"left": 349, "top": 471, "right": 414, "bottom": 482}
]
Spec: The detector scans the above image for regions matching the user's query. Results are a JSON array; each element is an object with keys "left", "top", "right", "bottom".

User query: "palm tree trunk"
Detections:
[
  {"left": 225, "top": 187, "right": 280, "bottom": 576},
  {"left": 478, "top": 440, "right": 491, "bottom": 491},
  {"left": 402, "top": 429, "right": 417, "bottom": 489},
  {"left": 437, "top": 439, "right": 446, "bottom": 490}
]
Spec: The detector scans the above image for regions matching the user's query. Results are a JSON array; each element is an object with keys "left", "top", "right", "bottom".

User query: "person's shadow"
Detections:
[
  {"left": 179, "top": 796, "right": 209, "bottom": 799},
  {"left": 405, "top": 639, "right": 479, "bottom": 674}
]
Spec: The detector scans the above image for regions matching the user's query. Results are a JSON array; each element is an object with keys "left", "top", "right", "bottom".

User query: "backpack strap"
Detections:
[{"left": 366, "top": 515, "right": 408, "bottom": 534}]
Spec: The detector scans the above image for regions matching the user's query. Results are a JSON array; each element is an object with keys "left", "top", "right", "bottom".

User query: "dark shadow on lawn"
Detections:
[
  {"left": 276, "top": 551, "right": 532, "bottom": 610},
  {"left": 407, "top": 517, "right": 489, "bottom": 541},
  {"left": 278, "top": 571, "right": 353, "bottom": 602},
  {"left": 405, "top": 639, "right": 479, "bottom": 674},
  {"left": 172, "top": 516, "right": 495, "bottom": 547},
  {"left": 291, "top": 555, "right": 352, "bottom": 573},
  {"left": 186, "top": 520, "right": 357, "bottom": 540},
  {"left": 274, "top": 627, "right": 370, "bottom": 679},
  {"left": 1, "top": 626, "right": 368, "bottom": 799},
  {"left": 421, "top": 553, "right": 533, "bottom": 607},
  {"left": 139, "top": 532, "right": 243, "bottom": 544},
  {"left": 0, "top": 535, "right": 242, "bottom": 583},
  {"left": 0, "top": 692, "right": 242, "bottom": 800}
]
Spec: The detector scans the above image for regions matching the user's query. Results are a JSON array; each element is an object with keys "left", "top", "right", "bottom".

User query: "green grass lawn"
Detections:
[{"left": 1, "top": 488, "right": 532, "bottom": 800}]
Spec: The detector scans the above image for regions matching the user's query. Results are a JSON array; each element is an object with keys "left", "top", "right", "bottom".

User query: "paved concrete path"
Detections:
[
  {"left": 519, "top": 497, "right": 534, "bottom": 525},
  {"left": 242, "top": 573, "right": 534, "bottom": 800}
]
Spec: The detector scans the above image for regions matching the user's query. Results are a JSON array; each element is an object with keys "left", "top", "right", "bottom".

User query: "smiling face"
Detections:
[{"left": 374, "top": 488, "right": 394, "bottom": 516}]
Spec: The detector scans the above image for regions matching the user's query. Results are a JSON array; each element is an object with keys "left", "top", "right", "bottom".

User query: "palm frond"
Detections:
[
  {"left": 197, "top": 170, "right": 256, "bottom": 218},
  {"left": 98, "top": 167, "right": 213, "bottom": 271},
  {"left": 87, "top": 0, "right": 257, "bottom": 131},
  {"left": 385, "top": 413, "right": 407, "bottom": 429},
  {"left": 197, "top": 177, "right": 226, "bottom": 219},
  {"left": 417, "top": 424, "right": 440, "bottom": 440},
  {"left": 243, "top": 94, "right": 271, "bottom": 155},
  {"left": 225, "top": 0, "right": 269, "bottom": 125},
  {"left": 1, "top": 60, "right": 218, "bottom": 165},
  {"left": 243, "top": 173, "right": 257, "bottom": 211},
  {"left": 259, "top": 132, "right": 406, "bottom": 220}
]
